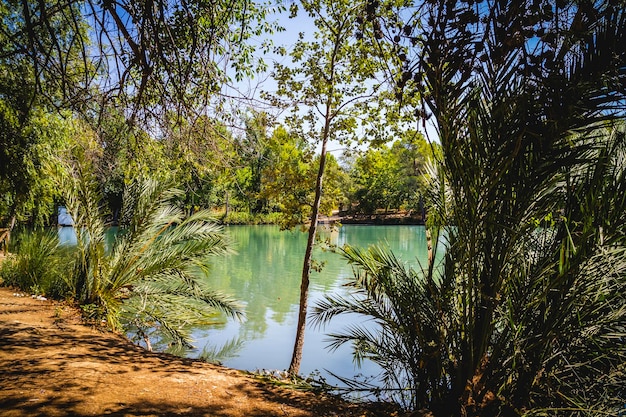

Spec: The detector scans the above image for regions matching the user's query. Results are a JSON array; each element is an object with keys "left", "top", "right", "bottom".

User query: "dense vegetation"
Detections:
[
  {"left": 0, "top": 0, "right": 624, "bottom": 416},
  {"left": 313, "top": 1, "right": 626, "bottom": 415},
  {"left": 0, "top": 108, "right": 435, "bottom": 229}
]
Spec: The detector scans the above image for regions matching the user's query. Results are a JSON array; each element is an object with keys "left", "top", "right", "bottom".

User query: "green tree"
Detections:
[
  {"left": 160, "top": 115, "right": 237, "bottom": 215},
  {"left": 88, "top": 104, "right": 170, "bottom": 219},
  {"left": 0, "top": 1, "right": 91, "bottom": 233},
  {"left": 318, "top": 153, "right": 350, "bottom": 216},
  {"left": 351, "top": 145, "right": 404, "bottom": 213},
  {"left": 5, "top": 0, "right": 281, "bottom": 122},
  {"left": 260, "top": 126, "right": 315, "bottom": 228},
  {"left": 390, "top": 132, "right": 440, "bottom": 213},
  {"left": 1, "top": 0, "right": 286, "bottom": 231},
  {"left": 349, "top": 132, "right": 437, "bottom": 214},
  {"left": 0, "top": 0, "right": 79, "bottom": 231},
  {"left": 268, "top": 0, "right": 395, "bottom": 375},
  {"left": 0, "top": 99, "right": 76, "bottom": 230},
  {"left": 231, "top": 112, "right": 273, "bottom": 214},
  {"left": 260, "top": 126, "right": 349, "bottom": 228},
  {"left": 0, "top": 0, "right": 92, "bottom": 109}
]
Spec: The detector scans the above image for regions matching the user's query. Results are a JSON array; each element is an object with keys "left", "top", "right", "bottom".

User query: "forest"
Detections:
[{"left": 0, "top": 0, "right": 625, "bottom": 416}]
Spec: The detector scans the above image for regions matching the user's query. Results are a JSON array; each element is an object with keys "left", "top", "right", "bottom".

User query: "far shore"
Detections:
[{"left": 319, "top": 211, "right": 425, "bottom": 225}]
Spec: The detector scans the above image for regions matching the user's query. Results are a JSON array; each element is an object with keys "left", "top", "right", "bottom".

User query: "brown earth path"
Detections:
[{"left": 0, "top": 287, "right": 390, "bottom": 417}]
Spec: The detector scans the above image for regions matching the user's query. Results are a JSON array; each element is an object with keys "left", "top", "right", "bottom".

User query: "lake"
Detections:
[
  {"left": 58, "top": 223, "right": 431, "bottom": 388},
  {"left": 189, "top": 224, "right": 430, "bottom": 388}
]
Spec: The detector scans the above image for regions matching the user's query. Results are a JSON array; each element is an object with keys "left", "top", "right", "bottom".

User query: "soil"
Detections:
[{"left": 0, "top": 287, "right": 397, "bottom": 417}]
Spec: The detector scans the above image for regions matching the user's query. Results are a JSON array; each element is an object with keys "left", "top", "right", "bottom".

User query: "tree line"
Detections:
[{"left": 0, "top": 105, "right": 437, "bottom": 229}]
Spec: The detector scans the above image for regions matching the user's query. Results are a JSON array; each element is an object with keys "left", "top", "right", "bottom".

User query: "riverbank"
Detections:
[
  {"left": 319, "top": 211, "right": 424, "bottom": 225},
  {"left": 213, "top": 209, "right": 424, "bottom": 226},
  {"left": 0, "top": 287, "right": 399, "bottom": 417}
]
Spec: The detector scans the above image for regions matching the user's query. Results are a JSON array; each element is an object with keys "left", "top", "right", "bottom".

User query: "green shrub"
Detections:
[
  {"left": 222, "top": 211, "right": 284, "bottom": 225},
  {"left": 222, "top": 211, "right": 254, "bottom": 224},
  {"left": 59, "top": 173, "right": 244, "bottom": 350},
  {"left": 0, "top": 229, "right": 71, "bottom": 298}
]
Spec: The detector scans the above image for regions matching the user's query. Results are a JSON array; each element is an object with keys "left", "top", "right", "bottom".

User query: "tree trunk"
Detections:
[
  {"left": 287, "top": 11, "right": 344, "bottom": 375},
  {"left": 288, "top": 127, "right": 331, "bottom": 376},
  {"left": 2, "top": 216, "right": 16, "bottom": 256}
]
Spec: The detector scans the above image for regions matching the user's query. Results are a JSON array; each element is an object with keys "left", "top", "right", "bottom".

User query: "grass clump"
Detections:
[{"left": 0, "top": 229, "right": 71, "bottom": 298}]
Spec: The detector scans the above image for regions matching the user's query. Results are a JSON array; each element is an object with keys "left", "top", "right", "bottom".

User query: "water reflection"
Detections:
[
  {"left": 194, "top": 225, "right": 430, "bottom": 386},
  {"left": 58, "top": 226, "right": 78, "bottom": 246}
]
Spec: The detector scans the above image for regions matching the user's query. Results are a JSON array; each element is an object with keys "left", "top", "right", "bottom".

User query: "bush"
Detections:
[
  {"left": 0, "top": 229, "right": 71, "bottom": 298},
  {"left": 59, "top": 174, "right": 244, "bottom": 350},
  {"left": 222, "top": 211, "right": 283, "bottom": 225}
]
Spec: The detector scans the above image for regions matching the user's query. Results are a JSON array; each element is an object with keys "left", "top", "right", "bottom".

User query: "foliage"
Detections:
[
  {"left": 230, "top": 111, "right": 273, "bottom": 214},
  {"left": 311, "top": 244, "right": 444, "bottom": 409},
  {"left": 221, "top": 211, "right": 283, "bottom": 225},
  {"left": 1, "top": 1, "right": 92, "bottom": 228},
  {"left": 409, "top": 0, "right": 626, "bottom": 412},
  {"left": 3, "top": 0, "right": 283, "bottom": 124},
  {"left": 198, "top": 337, "right": 245, "bottom": 365},
  {"left": 0, "top": 111, "right": 69, "bottom": 226},
  {"left": 0, "top": 72, "right": 76, "bottom": 228},
  {"left": 56, "top": 143, "right": 244, "bottom": 349},
  {"left": 87, "top": 105, "right": 170, "bottom": 218},
  {"left": 259, "top": 126, "right": 314, "bottom": 227},
  {"left": 314, "top": 127, "right": 626, "bottom": 415},
  {"left": 0, "top": 0, "right": 91, "bottom": 109},
  {"left": 1, "top": 0, "right": 293, "bottom": 229},
  {"left": 348, "top": 132, "right": 439, "bottom": 214},
  {"left": 318, "top": 154, "right": 351, "bottom": 216},
  {"left": 258, "top": 126, "right": 349, "bottom": 228},
  {"left": 389, "top": 132, "right": 441, "bottom": 212},
  {"left": 267, "top": 2, "right": 396, "bottom": 147},
  {"left": 313, "top": 0, "right": 626, "bottom": 415},
  {"left": 160, "top": 115, "right": 238, "bottom": 215},
  {"left": 0, "top": 229, "right": 71, "bottom": 298},
  {"left": 266, "top": 0, "right": 399, "bottom": 375},
  {"left": 115, "top": 179, "right": 244, "bottom": 347},
  {"left": 351, "top": 145, "right": 405, "bottom": 213}
]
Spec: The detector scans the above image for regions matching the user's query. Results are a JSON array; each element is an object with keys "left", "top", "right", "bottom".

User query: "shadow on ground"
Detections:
[{"left": 0, "top": 290, "right": 388, "bottom": 417}]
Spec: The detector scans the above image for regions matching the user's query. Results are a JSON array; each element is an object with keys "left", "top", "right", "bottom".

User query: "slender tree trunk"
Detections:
[
  {"left": 288, "top": 120, "right": 331, "bottom": 376},
  {"left": 3, "top": 215, "right": 16, "bottom": 255},
  {"left": 140, "top": 329, "right": 153, "bottom": 352},
  {"left": 426, "top": 228, "right": 433, "bottom": 266},
  {"left": 287, "top": 10, "right": 344, "bottom": 375}
]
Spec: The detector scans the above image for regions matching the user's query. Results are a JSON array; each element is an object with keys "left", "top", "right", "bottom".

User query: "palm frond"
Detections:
[
  {"left": 56, "top": 171, "right": 243, "bottom": 348},
  {"left": 312, "top": 243, "right": 454, "bottom": 410},
  {"left": 199, "top": 337, "right": 244, "bottom": 364}
]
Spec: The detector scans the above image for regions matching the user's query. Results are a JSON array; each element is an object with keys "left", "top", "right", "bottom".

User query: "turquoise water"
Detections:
[
  {"left": 58, "top": 223, "right": 431, "bottom": 387},
  {"left": 191, "top": 224, "right": 430, "bottom": 386}
]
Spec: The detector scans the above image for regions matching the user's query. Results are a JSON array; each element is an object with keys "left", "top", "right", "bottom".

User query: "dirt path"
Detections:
[{"left": 0, "top": 287, "right": 383, "bottom": 417}]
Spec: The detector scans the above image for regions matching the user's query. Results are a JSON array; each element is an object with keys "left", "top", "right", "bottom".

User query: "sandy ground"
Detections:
[{"left": 0, "top": 287, "right": 393, "bottom": 417}]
